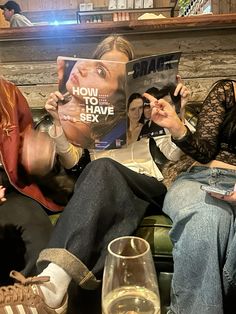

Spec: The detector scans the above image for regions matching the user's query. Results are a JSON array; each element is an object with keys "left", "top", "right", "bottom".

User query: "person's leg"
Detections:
[
  {"left": 33, "top": 158, "right": 165, "bottom": 308},
  {"left": 163, "top": 167, "right": 236, "bottom": 314},
  {"left": 0, "top": 191, "right": 53, "bottom": 283},
  {"left": 38, "top": 158, "right": 166, "bottom": 280},
  {"left": 222, "top": 213, "right": 236, "bottom": 314}
]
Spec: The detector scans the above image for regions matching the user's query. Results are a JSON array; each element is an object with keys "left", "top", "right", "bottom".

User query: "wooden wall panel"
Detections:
[
  {"left": 0, "top": 37, "right": 99, "bottom": 62},
  {"left": 1, "top": 28, "right": 235, "bottom": 63},
  {"left": 19, "top": 84, "right": 58, "bottom": 108},
  {"left": 212, "top": 0, "right": 236, "bottom": 14},
  {"left": 0, "top": 62, "right": 57, "bottom": 85},
  {"left": 10, "top": 0, "right": 80, "bottom": 11},
  {"left": 219, "top": 0, "right": 232, "bottom": 14},
  {"left": 231, "top": 0, "right": 236, "bottom": 13}
]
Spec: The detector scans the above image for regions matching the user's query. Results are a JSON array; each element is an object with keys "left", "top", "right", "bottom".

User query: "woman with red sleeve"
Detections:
[{"left": 0, "top": 78, "right": 62, "bottom": 286}]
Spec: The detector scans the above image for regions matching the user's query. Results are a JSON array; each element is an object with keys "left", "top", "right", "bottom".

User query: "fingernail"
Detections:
[{"left": 234, "top": 183, "right": 236, "bottom": 191}]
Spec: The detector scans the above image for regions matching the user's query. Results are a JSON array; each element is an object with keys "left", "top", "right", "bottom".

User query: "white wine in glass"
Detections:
[{"left": 102, "top": 236, "right": 161, "bottom": 314}]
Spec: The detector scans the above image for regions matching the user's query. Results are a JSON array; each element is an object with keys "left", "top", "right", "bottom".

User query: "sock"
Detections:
[{"left": 38, "top": 263, "right": 71, "bottom": 308}]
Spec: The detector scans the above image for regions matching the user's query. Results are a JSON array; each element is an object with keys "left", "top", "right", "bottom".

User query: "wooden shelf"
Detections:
[
  {"left": 76, "top": 7, "right": 175, "bottom": 23},
  {"left": 77, "top": 7, "right": 174, "bottom": 16},
  {"left": 0, "top": 14, "right": 236, "bottom": 42}
]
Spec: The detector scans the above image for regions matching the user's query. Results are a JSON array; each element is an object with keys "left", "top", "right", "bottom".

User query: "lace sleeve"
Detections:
[{"left": 172, "top": 80, "right": 234, "bottom": 163}]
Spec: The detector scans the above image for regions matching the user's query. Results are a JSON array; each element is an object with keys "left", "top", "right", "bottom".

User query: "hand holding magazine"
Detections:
[{"left": 56, "top": 51, "right": 182, "bottom": 150}]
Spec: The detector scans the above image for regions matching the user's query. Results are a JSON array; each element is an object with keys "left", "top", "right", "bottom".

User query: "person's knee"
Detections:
[
  {"left": 84, "top": 158, "right": 118, "bottom": 174},
  {"left": 163, "top": 179, "right": 205, "bottom": 216},
  {"left": 73, "top": 158, "right": 119, "bottom": 191},
  {"left": 164, "top": 178, "right": 233, "bottom": 237}
]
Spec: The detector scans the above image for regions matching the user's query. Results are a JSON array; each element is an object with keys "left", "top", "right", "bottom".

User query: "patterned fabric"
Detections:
[
  {"left": 162, "top": 154, "right": 195, "bottom": 189},
  {"left": 173, "top": 80, "right": 236, "bottom": 165}
]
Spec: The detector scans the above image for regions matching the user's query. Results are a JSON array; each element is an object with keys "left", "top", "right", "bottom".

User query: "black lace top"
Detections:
[{"left": 173, "top": 80, "right": 236, "bottom": 166}]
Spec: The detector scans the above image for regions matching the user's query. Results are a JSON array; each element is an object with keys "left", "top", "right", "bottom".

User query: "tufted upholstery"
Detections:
[{"left": 31, "top": 103, "right": 201, "bottom": 314}]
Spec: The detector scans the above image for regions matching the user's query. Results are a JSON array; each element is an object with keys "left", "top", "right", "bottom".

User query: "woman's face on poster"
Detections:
[
  {"left": 66, "top": 59, "right": 125, "bottom": 101},
  {"left": 59, "top": 49, "right": 129, "bottom": 148},
  {"left": 128, "top": 98, "right": 144, "bottom": 123}
]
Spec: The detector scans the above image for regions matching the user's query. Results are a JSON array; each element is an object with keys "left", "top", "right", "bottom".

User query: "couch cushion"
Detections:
[
  {"left": 136, "top": 214, "right": 173, "bottom": 273},
  {"left": 136, "top": 215, "right": 173, "bottom": 257}
]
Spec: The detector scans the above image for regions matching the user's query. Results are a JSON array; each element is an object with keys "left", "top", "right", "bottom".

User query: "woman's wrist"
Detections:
[
  {"left": 49, "top": 123, "right": 63, "bottom": 138},
  {"left": 53, "top": 119, "right": 61, "bottom": 127},
  {"left": 173, "top": 126, "right": 188, "bottom": 140},
  {"left": 170, "top": 122, "right": 188, "bottom": 140}
]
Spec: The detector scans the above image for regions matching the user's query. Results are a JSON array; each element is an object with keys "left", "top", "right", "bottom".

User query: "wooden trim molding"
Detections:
[{"left": 0, "top": 13, "right": 235, "bottom": 41}]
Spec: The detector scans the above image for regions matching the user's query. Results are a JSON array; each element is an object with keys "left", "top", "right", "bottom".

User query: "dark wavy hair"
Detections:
[
  {"left": 127, "top": 92, "right": 145, "bottom": 125},
  {"left": 213, "top": 79, "right": 236, "bottom": 152},
  {"left": 144, "top": 84, "right": 181, "bottom": 113}
]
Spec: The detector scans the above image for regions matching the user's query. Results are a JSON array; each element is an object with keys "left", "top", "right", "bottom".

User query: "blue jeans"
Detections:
[
  {"left": 163, "top": 166, "right": 236, "bottom": 314},
  {"left": 37, "top": 158, "right": 166, "bottom": 288}
]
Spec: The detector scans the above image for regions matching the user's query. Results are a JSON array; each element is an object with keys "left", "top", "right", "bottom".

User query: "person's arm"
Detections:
[
  {"left": 9, "top": 82, "right": 56, "bottom": 176},
  {"left": 171, "top": 80, "right": 231, "bottom": 163},
  {"left": 154, "top": 133, "right": 184, "bottom": 162},
  {"left": 144, "top": 80, "right": 233, "bottom": 163},
  {"left": 48, "top": 124, "right": 83, "bottom": 169},
  {"left": 45, "top": 91, "right": 83, "bottom": 168},
  {"left": 10, "top": 14, "right": 33, "bottom": 27}
]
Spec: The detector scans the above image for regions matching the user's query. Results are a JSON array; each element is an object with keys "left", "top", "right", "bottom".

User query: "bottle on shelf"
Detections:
[
  {"left": 125, "top": 12, "right": 130, "bottom": 21},
  {"left": 97, "top": 15, "right": 102, "bottom": 22},
  {"left": 113, "top": 12, "right": 118, "bottom": 21}
]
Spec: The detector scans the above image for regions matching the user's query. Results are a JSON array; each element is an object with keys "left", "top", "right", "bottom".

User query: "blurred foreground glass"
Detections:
[{"left": 102, "top": 236, "right": 161, "bottom": 314}]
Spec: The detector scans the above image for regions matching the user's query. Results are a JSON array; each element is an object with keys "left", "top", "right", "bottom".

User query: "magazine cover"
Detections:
[
  {"left": 126, "top": 51, "right": 182, "bottom": 139},
  {"left": 57, "top": 56, "right": 127, "bottom": 149},
  {"left": 56, "top": 51, "right": 181, "bottom": 149}
]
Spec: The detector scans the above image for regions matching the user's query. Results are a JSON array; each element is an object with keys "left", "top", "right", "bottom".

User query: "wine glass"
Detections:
[{"left": 102, "top": 236, "right": 161, "bottom": 314}]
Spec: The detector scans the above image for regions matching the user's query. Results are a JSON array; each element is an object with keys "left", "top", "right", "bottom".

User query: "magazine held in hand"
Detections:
[{"left": 57, "top": 51, "right": 181, "bottom": 150}]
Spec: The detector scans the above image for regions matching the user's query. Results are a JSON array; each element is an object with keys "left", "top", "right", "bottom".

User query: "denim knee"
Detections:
[
  {"left": 82, "top": 158, "right": 118, "bottom": 175},
  {"left": 163, "top": 176, "right": 233, "bottom": 245}
]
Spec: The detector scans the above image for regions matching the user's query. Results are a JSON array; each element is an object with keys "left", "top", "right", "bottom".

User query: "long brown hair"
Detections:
[
  {"left": 92, "top": 35, "right": 135, "bottom": 61},
  {"left": 0, "top": 79, "right": 14, "bottom": 128}
]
